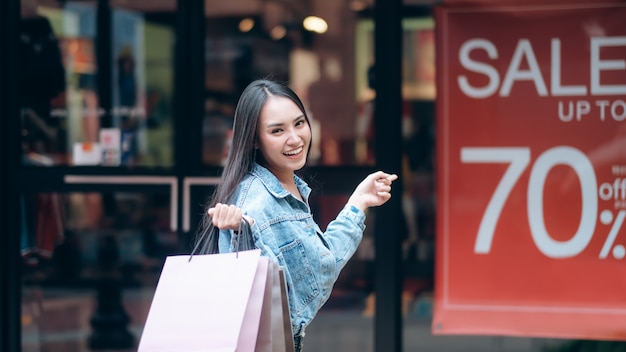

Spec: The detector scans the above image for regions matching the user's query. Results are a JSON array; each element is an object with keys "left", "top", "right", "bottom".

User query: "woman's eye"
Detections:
[{"left": 271, "top": 128, "right": 282, "bottom": 134}]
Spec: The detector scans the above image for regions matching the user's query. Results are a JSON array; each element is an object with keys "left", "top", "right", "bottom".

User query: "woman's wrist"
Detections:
[{"left": 347, "top": 196, "right": 367, "bottom": 213}]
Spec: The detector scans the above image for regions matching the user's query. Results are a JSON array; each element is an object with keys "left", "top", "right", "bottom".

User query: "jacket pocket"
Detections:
[{"left": 278, "top": 239, "right": 320, "bottom": 315}]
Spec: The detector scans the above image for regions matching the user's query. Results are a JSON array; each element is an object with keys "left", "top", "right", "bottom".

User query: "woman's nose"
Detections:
[{"left": 286, "top": 129, "right": 301, "bottom": 143}]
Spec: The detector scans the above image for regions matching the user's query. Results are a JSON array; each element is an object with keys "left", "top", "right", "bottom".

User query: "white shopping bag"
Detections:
[{"left": 138, "top": 249, "right": 271, "bottom": 352}]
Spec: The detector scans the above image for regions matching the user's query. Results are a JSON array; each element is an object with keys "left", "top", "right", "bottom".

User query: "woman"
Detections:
[{"left": 196, "top": 79, "right": 397, "bottom": 351}]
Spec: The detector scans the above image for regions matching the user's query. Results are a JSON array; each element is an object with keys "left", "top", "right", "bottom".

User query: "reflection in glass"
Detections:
[
  {"left": 20, "top": 1, "right": 93, "bottom": 166},
  {"left": 110, "top": 4, "right": 175, "bottom": 167},
  {"left": 396, "top": 15, "right": 437, "bottom": 351},
  {"left": 21, "top": 192, "right": 179, "bottom": 351},
  {"left": 20, "top": 0, "right": 175, "bottom": 167},
  {"left": 202, "top": 16, "right": 290, "bottom": 166},
  {"left": 200, "top": 3, "right": 375, "bottom": 168}
]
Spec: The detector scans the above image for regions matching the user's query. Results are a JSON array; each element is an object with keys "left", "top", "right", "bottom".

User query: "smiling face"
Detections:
[{"left": 257, "top": 95, "right": 311, "bottom": 181}]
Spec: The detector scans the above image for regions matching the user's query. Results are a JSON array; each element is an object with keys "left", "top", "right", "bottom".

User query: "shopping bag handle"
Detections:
[
  {"left": 189, "top": 217, "right": 254, "bottom": 261},
  {"left": 232, "top": 217, "right": 254, "bottom": 258}
]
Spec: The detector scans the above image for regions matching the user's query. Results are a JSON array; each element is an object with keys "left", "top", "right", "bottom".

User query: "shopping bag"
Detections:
[
  {"left": 278, "top": 267, "right": 296, "bottom": 352},
  {"left": 138, "top": 249, "right": 270, "bottom": 352},
  {"left": 255, "top": 260, "right": 295, "bottom": 352}
]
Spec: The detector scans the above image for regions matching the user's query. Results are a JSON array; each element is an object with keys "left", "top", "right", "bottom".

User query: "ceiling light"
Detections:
[
  {"left": 270, "top": 25, "right": 287, "bottom": 40},
  {"left": 303, "top": 16, "right": 328, "bottom": 34},
  {"left": 239, "top": 18, "right": 255, "bottom": 32}
]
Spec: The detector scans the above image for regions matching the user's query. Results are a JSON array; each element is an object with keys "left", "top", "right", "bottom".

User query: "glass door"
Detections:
[{"left": 18, "top": 1, "right": 180, "bottom": 351}]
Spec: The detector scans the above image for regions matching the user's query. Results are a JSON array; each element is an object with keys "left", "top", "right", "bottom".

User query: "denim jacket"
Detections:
[{"left": 218, "top": 163, "right": 366, "bottom": 337}]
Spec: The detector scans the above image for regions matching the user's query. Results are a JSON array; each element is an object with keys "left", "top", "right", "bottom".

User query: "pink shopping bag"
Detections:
[
  {"left": 138, "top": 249, "right": 270, "bottom": 352},
  {"left": 255, "top": 260, "right": 295, "bottom": 352}
]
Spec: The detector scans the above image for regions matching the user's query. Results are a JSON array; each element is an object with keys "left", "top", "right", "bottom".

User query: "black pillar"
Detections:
[
  {"left": 174, "top": 0, "right": 204, "bottom": 239},
  {"left": 96, "top": 0, "right": 113, "bottom": 128},
  {"left": 0, "top": 0, "right": 23, "bottom": 351},
  {"left": 373, "top": 0, "right": 404, "bottom": 351},
  {"left": 174, "top": 0, "right": 205, "bottom": 176}
]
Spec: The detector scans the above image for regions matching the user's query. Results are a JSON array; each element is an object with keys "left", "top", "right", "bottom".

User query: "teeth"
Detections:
[{"left": 284, "top": 147, "right": 303, "bottom": 156}]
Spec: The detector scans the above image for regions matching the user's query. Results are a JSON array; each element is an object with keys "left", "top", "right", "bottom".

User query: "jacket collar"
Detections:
[{"left": 250, "top": 163, "right": 311, "bottom": 201}]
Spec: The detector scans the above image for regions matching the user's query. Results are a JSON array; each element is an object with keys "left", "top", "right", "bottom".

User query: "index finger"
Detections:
[{"left": 376, "top": 173, "right": 398, "bottom": 184}]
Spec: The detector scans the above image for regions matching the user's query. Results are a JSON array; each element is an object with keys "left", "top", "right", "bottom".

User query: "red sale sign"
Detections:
[{"left": 434, "top": 2, "right": 626, "bottom": 340}]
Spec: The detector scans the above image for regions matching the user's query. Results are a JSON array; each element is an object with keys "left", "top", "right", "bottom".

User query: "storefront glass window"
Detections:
[
  {"left": 21, "top": 1, "right": 97, "bottom": 166},
  {"left": 110, "top": 1, "right": 175, "bottom": 167},
  {"left": 396, "top": 15, "right": 439, "bottom": 349},
  {"left": 201, "top": 15, "right": 289, "bottom": 166},
  {"left": 21, "top": 191, "right": 178, "bottom": 351},
  {"left": 201, "top": 1, "right": 376, "bottom": 167},
  {"left": 20, "top": 0, "right": 175, "bottom": 167}
]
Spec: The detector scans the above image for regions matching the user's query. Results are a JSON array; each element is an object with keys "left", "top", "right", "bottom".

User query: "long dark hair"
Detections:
[{"left": 194, "top": 79, "right": 312, "bottom": 250}]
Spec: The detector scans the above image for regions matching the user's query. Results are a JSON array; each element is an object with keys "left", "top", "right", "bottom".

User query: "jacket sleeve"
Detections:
[{"left": 320, "top": 204, "right": 366, "bottom": 273}]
